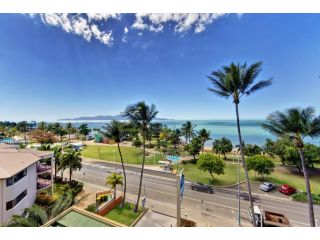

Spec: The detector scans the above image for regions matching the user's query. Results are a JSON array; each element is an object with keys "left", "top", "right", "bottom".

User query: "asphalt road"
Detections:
[{"left": 74, "top": 159, "right": 320, "bottom": 227}]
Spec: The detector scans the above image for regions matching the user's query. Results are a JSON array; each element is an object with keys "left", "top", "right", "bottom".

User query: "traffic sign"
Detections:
[{"left": 180, "top": 173, "right": 185, "bottom": 201}]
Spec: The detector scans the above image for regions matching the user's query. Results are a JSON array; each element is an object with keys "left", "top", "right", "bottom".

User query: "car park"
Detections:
[{"left": 191, "top": 182, "right": 214, "bottom": 194}]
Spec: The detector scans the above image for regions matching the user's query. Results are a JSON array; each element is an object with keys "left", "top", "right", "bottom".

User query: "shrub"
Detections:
[
  {"left": 35, "top": 192, "right": 53, "bottom": 206},
  {"left": 292, "top": 192, "right": 320, "bottom": 205},
  {"left": 54, "top": 176, "right": 62, "bottom": 183},
  {"left": 86, "top": 203, "right": 98, "bottom": 213},
  {"left": 132, "top": 137, "right": 142, "bottom": 147},
  {"left": 70, "top": 181, "right": 84, "bottom": 195}
]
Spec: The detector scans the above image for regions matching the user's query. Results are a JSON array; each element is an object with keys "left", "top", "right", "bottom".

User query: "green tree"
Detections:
[
  {"left": 243, "top": 144, "right": 262, "bottom": 157},
  {"left": 78, "top": 124, "right": 91, "bottom": 142},
  {"left": 181, "top": 121, "right": 196, "bottom": 144},
  {"left": 106, "top": 173, "right": 123, "bottom": 200},
  {"left": 52, "top": 145, "right": 62, "bottom": 179},
  {"left": 102, "top": 120, "right": 128, "bottom": 206},
  {"left": 212, "top": 137, "right": 233, "bottom": 159},
  {"left": 65, "top": 122, "right": 75, "bottom": 141},
  {"left": 62, "top": 149, "right": 82, "bottom": 182},
  {"left": 198, "top": 128, "right": 211, "bottom": 153},
  {"left": 123, "top": 101, "right": 158, "bottom": 213},
  {"left": 246, "top": 155, "right": 275, "bottom": 180},
  {"left": 188, "top": 137, "right": 203, "bottom": 161},
  {"left": 6, "top": 205, "right": 48, "bottom": 227},
  {"left": 262, "top": 106, "right": 320, "bottom": 227},
  {"left": 197, "top": 154, "right": 225, "bottom": 181},
  {"left": 17, "top": 121, "right": 30, "bottom": 142},
  {"left": 169, "top": 129, "right": 182, "bottom": 149},
  {"left": 207, "top": 61, "right": 272, "bottom": 226}
]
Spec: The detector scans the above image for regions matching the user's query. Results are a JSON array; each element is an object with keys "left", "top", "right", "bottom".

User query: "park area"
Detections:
[
  {"left": 104, "top": 202, "right": 143, "bottom": 226},
  {"left": 175, "top": 161, "right": 320, "bottom": 194},
  {"left": 81, "top": 145, "right": 164, "bottom": 165}
]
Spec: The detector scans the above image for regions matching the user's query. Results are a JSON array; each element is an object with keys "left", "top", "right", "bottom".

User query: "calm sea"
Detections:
[{"left": 64, "top": 119, "right": 319, "bottom": 147}]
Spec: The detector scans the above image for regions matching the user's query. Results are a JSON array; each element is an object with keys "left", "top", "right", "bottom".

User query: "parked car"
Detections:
[
  {"left": 259, "top": 182, "right": 276, "bottom": 192},
  {"left": 191, "top": 182, "right": 214, "bottom": 194},
  {"left": 279, "top": 184, "right": 296, "bottom": 195}
]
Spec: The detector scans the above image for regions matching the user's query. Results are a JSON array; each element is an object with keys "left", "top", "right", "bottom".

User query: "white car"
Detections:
[
  {"left": 259, "top": 182, "right": 276, "bottom": 192},
  {"left": 107, "top": 168, "right": 122, "bottom": 174}
]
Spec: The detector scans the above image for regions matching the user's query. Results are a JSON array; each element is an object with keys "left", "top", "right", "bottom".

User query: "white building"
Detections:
[{"left": 0, "top": 144, "right": 53, "bottom": 225}]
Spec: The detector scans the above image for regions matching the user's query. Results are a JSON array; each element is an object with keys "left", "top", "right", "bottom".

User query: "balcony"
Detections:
[
  {"left": 37, "top": 179, "right": 52, "bottom": 191},
  {"left": 37, "top": 163, "right": 52, "bottom": 174}
]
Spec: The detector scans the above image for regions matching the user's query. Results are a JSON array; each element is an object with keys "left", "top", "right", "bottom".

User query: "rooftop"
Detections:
[{"left": 0, "top": 144, "right": 53, "bottom": 179}]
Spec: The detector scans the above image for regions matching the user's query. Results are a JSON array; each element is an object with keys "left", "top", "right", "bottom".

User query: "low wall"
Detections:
[{"left": 98, "top": 196, "right": 122, "bottom": 216}]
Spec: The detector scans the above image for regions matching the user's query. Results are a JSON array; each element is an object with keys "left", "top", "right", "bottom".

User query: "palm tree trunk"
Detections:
[
  {"left": 114, "top": 185, "right": 117, "bottom": 200},
  {"left": 134, "top": 129, "right": 146, "bottom": 213},
  {"left": 118, "top": 143, "right": 127, "bottom": 207},
  {"left": 69, "top": 169, "right": 72, "bottom": 182},
  {"left": 298, "top": 148, "right": 315, "bottom": 227},
  {"left": 235, "top": 103, "right": 256, "bottom": 226}
]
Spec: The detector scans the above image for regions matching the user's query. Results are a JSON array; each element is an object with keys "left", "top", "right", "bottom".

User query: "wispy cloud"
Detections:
[{"left": 30, "top": 13, "right": 226, "bottom": 46}]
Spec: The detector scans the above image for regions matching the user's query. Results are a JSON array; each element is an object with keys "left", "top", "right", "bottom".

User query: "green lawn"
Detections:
[
  {"left": 175, "top": 162, "right": 320, "bottom": 194},
  {"left": 81, "top": 145, "right": 164, "bottom": 165},
  {"left": 104, "top": 202, "right": 143, "bottom": 226}
]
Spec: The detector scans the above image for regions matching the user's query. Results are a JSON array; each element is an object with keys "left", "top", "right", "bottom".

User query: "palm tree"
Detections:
[
  {"left": 123, "top": 101, "right": 158, "bottom": 212},
  {"left": 181, "top": 121, "right": 196, "bottom": 144},
  {"left": 78, "top": 124, "right": 91, "bottom": 143},
  {"left": 106, "top": 173, "right": 123, "bottom": 200},
  {"left": 212, "top": 137, "right": 233, "bottom": 160},
  {"left": 102, "top": 120, "right": 127, "bottom": 207},
  {"left": 207, "top": 61, "right": 272, "bottom": 226},
  {"left": 198, "top": 128, "right": 211, "bottom": 153},
  {"left": 65, "top": 122, "right": 74, "bottom": 141},
  {"left": 262, "top": 107, "right": 320, "bottom": 227},
  {"left": 62, "top": 149, "right": 82, "bottom": 182},
  {"left": 7, "top": 205, "right": 48, "bottom": 227},
  {"left": 52, "top": 145, "right": 62, "bottom": 179},
  {"left": 17, "top": 121, "right": 30, "bottom": 143}
]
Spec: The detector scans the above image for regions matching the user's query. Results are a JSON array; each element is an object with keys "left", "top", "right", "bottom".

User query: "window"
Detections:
[
  {"left": 6, "top": 169, "right": 28, "bottom": 187},
  {"left": 6, "top": 189, "right": 27, "bottom": 211}
]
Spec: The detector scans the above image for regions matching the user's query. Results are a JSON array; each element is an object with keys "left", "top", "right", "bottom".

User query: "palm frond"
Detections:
[
  {"left": 207, "top": 88, "right": 230, "bottom": 98},
  {"left": 245, "top": 79, "right": 273, "bottom": 95}
]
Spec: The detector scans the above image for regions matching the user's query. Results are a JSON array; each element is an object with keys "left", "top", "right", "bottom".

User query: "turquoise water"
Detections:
[
  {"left": 166, "top": 155, "right": 180, "bottom": 163},
  {"left": 0, "top": 137, "right": 15, "bottom": 143},
  {"left": 68, "top": 120, "right": 318, "bottom": 147}
]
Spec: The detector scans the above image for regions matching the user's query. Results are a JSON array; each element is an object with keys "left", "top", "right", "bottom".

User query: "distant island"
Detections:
[{"left": 58, "top": 115, "right": 173, "bottom": 121}]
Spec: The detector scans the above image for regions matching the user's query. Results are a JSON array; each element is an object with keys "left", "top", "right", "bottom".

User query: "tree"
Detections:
[
  {"left": 17, "top": 121, "right": 30, "bottom": 142},
  {"left": 197, "top": 154, "right": 225, "bottom": 181},
  {"left": 262, "top": 106, "right": 320, "bottom": 227},
  {"left": 62, "top": 149, "right": 82, "bottom": 182},
  {"left": 78, "top": 124, "right": 91, "bottom": 143},
  {"left": 246, "top": 155, "right": 275, "bottom": 180},
  {"left": 65, "top": 122, "right": 75, "bottom": 141},
  {"left": 123, "top": 101, "right": 158, "bottom": 213},
  {"left": 243, "top": 144, "right": 262, "bottom": 157},
  {"left": 181, "top": 121, "right": 196, "bottom": 144},
  {"left": 102, "top": 120, "right": 127, "bottom": 207},
  {"left": 52, "top": 145, "right": 62, "bottom": 179},
  {"left": 169, "top": 129, "right": 182, "bottom": 149},
  {"left": 6, "top": 205, "right": 48, "bottom": 227},
  {"left": 188, "top": 137, "right": 202, "bottom": 161},
  {"left": 207, "top": 61, "right": 272, "bottom": 226},
  {"left": 198, "top": 128, "right": 211, "bottom": 153},
  {"left": 212, "top": 137, "right": 233, "bottom": 159},
  {"left": 106, "top": 173, "right": 123, "bottom": 200}
]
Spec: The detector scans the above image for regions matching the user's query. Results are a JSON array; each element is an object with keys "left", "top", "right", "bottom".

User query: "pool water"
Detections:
[
  {"left": 0, "top": 138, "right": 15, "bottom": 143},
  {"left": 166, "top": 155, "right": 180, "bottom": 163}
]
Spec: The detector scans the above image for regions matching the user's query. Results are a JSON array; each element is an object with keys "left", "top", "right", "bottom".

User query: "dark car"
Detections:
[
  {"left": 279, "top": 184, "right": 296, "bottom": 195},
  {"left": 191, "top": 182, "right": 214, "bottom": 194}
]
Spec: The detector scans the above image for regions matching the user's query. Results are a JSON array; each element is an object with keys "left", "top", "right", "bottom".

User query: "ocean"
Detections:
[{"left": 65, "top": 119, "right": 319, "bottom": 147}]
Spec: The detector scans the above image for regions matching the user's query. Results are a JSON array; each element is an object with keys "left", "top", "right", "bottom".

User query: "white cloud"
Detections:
[{"left": 32, "top": 13, "right": 226, "bottom": 46}]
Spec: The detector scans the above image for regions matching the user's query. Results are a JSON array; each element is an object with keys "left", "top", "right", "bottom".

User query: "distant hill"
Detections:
[{"left": 58, "top": 115, "right": 172, "bottom": 121}]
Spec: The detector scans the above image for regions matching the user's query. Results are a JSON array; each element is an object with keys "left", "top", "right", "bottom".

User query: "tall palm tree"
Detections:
[
  {"left": 207, "top": 61, "right": 272, "bottom": 226},
  {"left": 102, "top": 120, "right": 127, "bottom": 207},
  {"left": 123, "top": 101, "right": 158, "bottom": 212},
  {"left": 62, "top": 149, "right": 82, "bottom": 182},
  {"left": 65, "top": 122, "right": 74, "bottom": 141},
  {"left": 17, "top": 121, "right": 30, "bottom": 143},
  {"left": 106, "top": 173, "right": 123, "bottom": 200},
  {"left": 198, "top": 128, "right": 211, "bottom": 153},
  {"left": 262, "top": 107, "right": 320, "bottom": 227},
  {"left": 52, "top": 145, "right": 62, "bottom": 179},
  {"left": 181, "top": 121, "right": 196, "bottom": 144}
]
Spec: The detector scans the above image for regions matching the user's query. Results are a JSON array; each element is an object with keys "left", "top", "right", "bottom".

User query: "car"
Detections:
[
  {"left": 259, "top": 182, "right": 276, "bottom": 192},
  {"left": 236, "top": 192, "right": 258, "bottom": 202},
  {"left": 191, "top": 182, "right": 214, "bottom": 194},
  {"left": 107, "top": 168, "right": 122, "bottom": 174},
  {"left": 279, "top": 184, "right": 296, "bottom": 195}
]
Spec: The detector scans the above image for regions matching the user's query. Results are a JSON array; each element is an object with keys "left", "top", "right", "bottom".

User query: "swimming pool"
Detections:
[
  {"left": 166, "top": 155, "right": 180, "bottom": 164},
  {"left": 0, "top": 138, "right": 15, "bottom": 143}
]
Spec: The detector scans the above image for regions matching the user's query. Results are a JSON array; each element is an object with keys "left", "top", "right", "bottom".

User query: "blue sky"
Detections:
[{"left": 0, "top": 13, "right": 319, "bottom": 121}]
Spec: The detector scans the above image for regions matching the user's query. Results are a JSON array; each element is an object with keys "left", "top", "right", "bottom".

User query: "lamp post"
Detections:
[{"left": 51, "top": 157, "right": 55, "bottom": 197}]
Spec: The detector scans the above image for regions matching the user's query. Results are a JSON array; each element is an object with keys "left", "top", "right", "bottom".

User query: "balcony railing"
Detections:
[
  {"left": 37, "top": 163, "right": 52, "bottom": 174},
  {"left": 37, "top": 179, "right": 52, "bottom": 190}
]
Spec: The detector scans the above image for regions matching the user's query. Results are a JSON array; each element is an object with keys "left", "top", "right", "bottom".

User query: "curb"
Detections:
[{"left": 130, "top": 208, "right": 149, "bottom": 227}]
